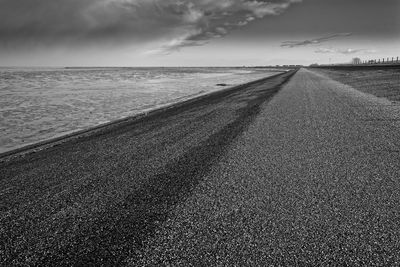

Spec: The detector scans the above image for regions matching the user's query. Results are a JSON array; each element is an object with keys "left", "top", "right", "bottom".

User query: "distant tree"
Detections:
[{"left": 352, "top": 57, "right": 362, "bottom": 65}]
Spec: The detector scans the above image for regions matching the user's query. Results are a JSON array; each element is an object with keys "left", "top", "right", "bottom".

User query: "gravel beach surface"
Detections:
[
  {"left": 2, "top": 68, "right": 400, "bottom": 265},
  {"left": 130, "top": 68, "right": 400, "bottom": 265},
  {"left": 0, "top": 71, "right": 294, "bottom": 265}
]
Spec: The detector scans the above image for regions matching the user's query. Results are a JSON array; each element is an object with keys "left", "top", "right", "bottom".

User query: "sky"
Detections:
[{"left": 0, "top": 0, "right": 399, "bottom": 66}]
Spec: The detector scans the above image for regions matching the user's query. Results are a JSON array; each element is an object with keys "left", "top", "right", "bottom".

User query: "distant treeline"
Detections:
[{"left": 310, "top": 56, "right": 400, "bottom": 69}]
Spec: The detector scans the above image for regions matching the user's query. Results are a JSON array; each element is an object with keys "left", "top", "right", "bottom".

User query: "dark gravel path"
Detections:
[
  {"left": 132, "top": 69, "right": 400, "bottom": 266},
  {"left": 0, "top": 71, "right": 295, "bottom": 265},
  {"left": 3, "top": 68, "right": 400, "bottom": 266}
]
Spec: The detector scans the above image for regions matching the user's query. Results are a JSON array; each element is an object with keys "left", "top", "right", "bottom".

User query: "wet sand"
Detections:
[{"left": 0, "top": 71, "right": 295, "bottom": 265}]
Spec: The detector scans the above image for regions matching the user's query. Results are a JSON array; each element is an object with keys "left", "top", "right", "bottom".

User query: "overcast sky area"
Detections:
[{"left": 0, "top": 0, "right": 399, "bottom": 66}]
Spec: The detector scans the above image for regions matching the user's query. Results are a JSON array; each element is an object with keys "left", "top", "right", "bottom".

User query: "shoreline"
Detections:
[
  {"left": 0, "top": 70, "right": 290, "bottom": 163},
  {"left": 0, "top": 69, "right": 297, "bottom": 265}
]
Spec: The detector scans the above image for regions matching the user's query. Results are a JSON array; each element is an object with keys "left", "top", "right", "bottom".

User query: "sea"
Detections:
[{"left": 0, "top": 67, "right": 281, "bottom": 154}]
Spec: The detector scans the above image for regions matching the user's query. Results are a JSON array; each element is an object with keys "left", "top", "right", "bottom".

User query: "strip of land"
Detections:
[
  {"left": 2, "top": 68, "right": 400, "bottom": 265},
  {"left": 0, "top": 70, "right": 295, "bottom": 265}
]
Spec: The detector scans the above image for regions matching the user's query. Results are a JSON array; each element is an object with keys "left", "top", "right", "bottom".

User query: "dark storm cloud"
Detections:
[
  {"left": 0, "top": 0, "right": 302, "bottom": 52},
  {"left": 281, "top": 33, "right": 352, "bottom": 48},
  {"left": 0, "top": 0, "right": 151, "bottom": 45}
]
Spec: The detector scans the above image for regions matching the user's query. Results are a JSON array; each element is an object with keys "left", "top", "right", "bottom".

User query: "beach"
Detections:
[
  {"left": 1, "top": 67, "right": 400, "bottom": 265},
  {"left": 2, "top": 0, "right": 398, "bottom": 264},
  {"left": 0, "top": 70, "right": 295, "bottom": 265}
]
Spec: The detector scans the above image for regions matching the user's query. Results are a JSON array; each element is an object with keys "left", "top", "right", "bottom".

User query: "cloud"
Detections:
[
  {"left": 315, "top": 47, "right": 377, "bottom": 54},
  {"left": 149, "top": 0, "right": 303, "bottom": 54},
  {"left": 281, "top": 33, "right": 352, "bottom": 48},
  {"left": 145, "top": 28, "right": 209, "bottom": 55},
  {"left": 0, "top": 0, "right": 302, "bottom": 53}
]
